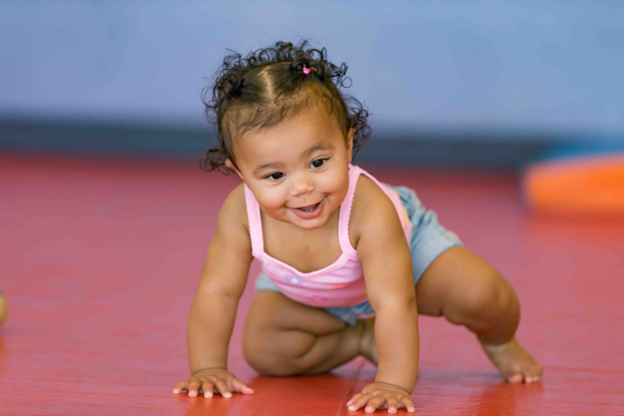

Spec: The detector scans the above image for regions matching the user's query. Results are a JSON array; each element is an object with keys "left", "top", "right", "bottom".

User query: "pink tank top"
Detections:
[{"left": 244, "top": 165, "right": 412, "bottom": 308}]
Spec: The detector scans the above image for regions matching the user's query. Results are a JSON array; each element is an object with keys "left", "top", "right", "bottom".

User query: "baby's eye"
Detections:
[
  {"left": 310, "top": 158, "right": 327, "bottom": 169},
  {"left": 265, "top": 172, "right": 285, "bottom": 181}
]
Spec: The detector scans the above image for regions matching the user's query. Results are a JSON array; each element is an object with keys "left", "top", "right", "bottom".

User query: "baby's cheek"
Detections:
[
  {"left": 257, "top": 192, "right": 287, "bottom": 213},
  {"left": 320, "top": 172, "right": 348, "bottom": 201}
]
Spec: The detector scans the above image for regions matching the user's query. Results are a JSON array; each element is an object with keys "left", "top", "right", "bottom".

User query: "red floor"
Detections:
[{"left": 1, "top": 153, "right": 623, "bottom": 415}]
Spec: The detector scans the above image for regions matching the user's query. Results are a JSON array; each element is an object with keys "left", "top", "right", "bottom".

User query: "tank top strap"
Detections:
[
  {"left": 244, "top": 184, "right": 264, "bottom": 259},
  {"left": 357, "top": 166, "right": 389, "bottom": 191},
  {"left": 337, "top": 164, "right": 362, "bottom": 259}
]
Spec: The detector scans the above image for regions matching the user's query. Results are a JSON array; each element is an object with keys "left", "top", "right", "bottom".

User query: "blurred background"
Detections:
[{"left": 1, "top": 0, "right": 623, "bottom": 169}]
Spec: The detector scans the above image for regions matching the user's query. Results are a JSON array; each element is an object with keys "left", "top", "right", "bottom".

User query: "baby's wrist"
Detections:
[
  {"left": 191, "top": 365, "right": 227, "bottom": 375},
  {"left": 372, "top": 377, "right": 415, "bottom": 394}
]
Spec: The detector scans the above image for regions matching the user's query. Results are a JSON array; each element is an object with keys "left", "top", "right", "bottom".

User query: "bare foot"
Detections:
[
  {"left": 481, "top": 337, "right": 542, "bottom": 383},
  {"left": 358, "top": 318, "right": 378, "bottom": 365}
]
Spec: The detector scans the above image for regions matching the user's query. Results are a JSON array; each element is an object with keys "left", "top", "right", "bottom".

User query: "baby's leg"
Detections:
[
  {"left": 243, "top": 290, "right": 366, "bottom": 376},
  {"left": 415, "top": 246, "right": 542, "bottom": 383}
]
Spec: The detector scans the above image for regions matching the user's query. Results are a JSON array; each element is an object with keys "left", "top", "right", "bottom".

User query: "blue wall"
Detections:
[
  {"left": 2, "top": 0, "right": 623, "bottom": 136},
  {"left": 1, "top": 1, "right": 623, "bottom": 169}
]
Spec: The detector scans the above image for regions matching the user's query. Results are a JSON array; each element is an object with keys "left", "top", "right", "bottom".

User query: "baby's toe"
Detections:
[
  {"left": 523, "top": 374, "right": 537, "bottom": 383},
  {"left": 507, "top": 374, "right": 523, "bottom": 384},
  {"left": 524, "top": 367, "right": 543, "bottom": 383}
]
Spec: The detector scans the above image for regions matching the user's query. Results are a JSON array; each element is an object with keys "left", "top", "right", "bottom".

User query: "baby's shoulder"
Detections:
[
  {"left": 349, "top": 175, "right": 402, "bottom": 247},
  {"left": 218, "top": 183, "right": 249, "bottom": 233},
  {"left": 353, "top": 175, "right": 390, "bottom": 206}
]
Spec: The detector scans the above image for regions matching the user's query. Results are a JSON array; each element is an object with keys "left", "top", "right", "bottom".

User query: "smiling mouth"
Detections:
[{"left": 295, "top": 202, "right": 321, "bottom": 212}]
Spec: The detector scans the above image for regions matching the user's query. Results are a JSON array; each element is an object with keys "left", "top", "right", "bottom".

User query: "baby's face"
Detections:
[{"left": 230, "top": 107, "right": 353, "bottom": 230}]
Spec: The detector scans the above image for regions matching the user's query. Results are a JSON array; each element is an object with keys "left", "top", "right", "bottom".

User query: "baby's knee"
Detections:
[
  {"left": 243, "top": 328, "right": 299, "bottom": 377},
  {"left": 453, "top": 267, "right": 518, "bottom": 322},
  {"left": 244, "top": 349, "right": 301, "bottom": 377}
]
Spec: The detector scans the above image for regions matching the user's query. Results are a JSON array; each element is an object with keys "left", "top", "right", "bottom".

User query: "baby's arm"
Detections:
[
  {"left": 173, "top": 184, "right": 254, "bottom": 399},
  {"left": 349, "top": 180, "right": 419, "bottom": 413}
]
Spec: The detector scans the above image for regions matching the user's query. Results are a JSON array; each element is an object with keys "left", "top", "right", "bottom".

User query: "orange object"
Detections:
[{"left": 523, "top": 153, "right": 624, "bottom": 218}]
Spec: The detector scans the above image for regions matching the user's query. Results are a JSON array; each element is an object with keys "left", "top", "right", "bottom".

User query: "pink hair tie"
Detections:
[{"left": 302, "top": 65, "right": 311, "bottom": 75}]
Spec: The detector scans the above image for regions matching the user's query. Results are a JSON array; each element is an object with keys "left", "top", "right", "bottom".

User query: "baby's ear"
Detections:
[
  {"left": 346, "top": 128, "right": 355, "bottom": 162},
  {"left": 225, "top": 159, "right": 244, "bottom": 181}
]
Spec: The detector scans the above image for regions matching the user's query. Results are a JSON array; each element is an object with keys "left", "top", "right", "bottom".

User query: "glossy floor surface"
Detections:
[{"left": 1, "top": 154, "right": 623, "bottom": 415}]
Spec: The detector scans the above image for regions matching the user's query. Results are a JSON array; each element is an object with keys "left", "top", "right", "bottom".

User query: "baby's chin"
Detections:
[{"left": 289, "top": 218, "right": 328, "bottom": 231}]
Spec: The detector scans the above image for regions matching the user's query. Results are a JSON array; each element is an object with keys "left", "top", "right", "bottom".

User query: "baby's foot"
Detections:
[
  {"left": 358, "top": 318, "right": 378, "bottom": 365},
  {"left": 481, "top": 337, "right": 542, "bottom": 383}
]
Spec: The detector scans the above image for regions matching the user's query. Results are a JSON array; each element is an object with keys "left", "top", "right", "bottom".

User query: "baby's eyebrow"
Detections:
[
  {"left": 302, "top": 141, "right": 334, "bottom": 158},
  {"left": 254, "top": 161, "right": 284, "bottom": 175}
]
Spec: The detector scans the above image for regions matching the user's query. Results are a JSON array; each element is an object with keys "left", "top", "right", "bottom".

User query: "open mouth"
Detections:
[
  {"left": 290, "top": 198, "right": 325, "bottom": 219},
  {"left": 297, "top": 202, "right": 321, "bottom": 212}
]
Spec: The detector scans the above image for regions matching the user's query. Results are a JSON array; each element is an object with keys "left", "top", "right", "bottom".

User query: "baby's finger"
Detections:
[
  {"left": 386, "top": 396, "right": 399, "bottom": 414},
  {"left": 364, "top": 395, "right": 387, "bottom": 414},
  {"left": 201, "top": 380, "right": 216, "bottom": 398},
  {"left": 347, "top": 393, "right": 371, "bottom": 411},
  {"left": 188, "top": 380, "right": 204, "bottom": 398},
  {"left": 213, "top": 378, "right": 232, "bottom": 398},
  {"left": 346, "top": 392, "right": 362, "bottom": 407},
  {"left": 232, "top": 378, "right": 255, "bottom": 395},
  {"left": 400, "top": 396, "right": 416, "bottom": 412},
  {"left": 347, "top": 393, "right": 362, "bottom": 405},
  {"left": 172, "top": 381, "right": 189, "bottom": 394}
]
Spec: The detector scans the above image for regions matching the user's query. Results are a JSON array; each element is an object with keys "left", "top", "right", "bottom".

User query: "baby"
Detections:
[{"left": 172, "top": 41, "right": 542, "bottom": 413}]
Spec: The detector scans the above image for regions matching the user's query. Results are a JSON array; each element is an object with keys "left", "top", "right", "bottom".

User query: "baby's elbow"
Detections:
[{"left": 373, "top": 295, "right": 417, "bottom": 317}]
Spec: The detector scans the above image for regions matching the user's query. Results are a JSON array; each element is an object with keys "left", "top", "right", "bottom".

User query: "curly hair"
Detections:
[{"left": 201, "top": 40, "right": 371, "bottom": 174}]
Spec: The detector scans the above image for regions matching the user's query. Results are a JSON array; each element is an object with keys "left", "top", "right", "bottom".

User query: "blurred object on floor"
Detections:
[{"left": 522, "top": 142, "right": 624, "bottom": 219}]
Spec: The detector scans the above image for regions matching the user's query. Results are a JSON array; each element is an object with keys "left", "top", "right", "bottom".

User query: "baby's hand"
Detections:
[
  {"left": 347, "top": 382, "right": 415, "bottom": 414},
  {"left": 172, "top": 367, "right": 254, "bottom": 399}
]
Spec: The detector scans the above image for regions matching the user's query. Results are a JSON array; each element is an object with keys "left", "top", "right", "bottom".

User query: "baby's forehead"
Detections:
[
  {"left": 235, "top": 107, "right": 342, "bottom": 143},
  {"left": 236, "top": 131, "right": 339, "bottom": 159},
  {"left": 234, "top": 121, "right": 344, "bottom": 167}
]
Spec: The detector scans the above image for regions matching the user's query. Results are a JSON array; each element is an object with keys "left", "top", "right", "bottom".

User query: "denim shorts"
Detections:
[{"left": 255, "top": 184, "right": 463, "bottom": 326}]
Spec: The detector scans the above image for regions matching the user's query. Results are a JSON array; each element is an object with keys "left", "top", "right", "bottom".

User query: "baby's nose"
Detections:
[{"left": 290, "top": 176, "right": 315, "bottom": 196}]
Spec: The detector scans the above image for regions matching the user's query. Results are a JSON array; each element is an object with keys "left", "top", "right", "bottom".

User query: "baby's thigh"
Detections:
[
  {"left": 243, "top": 290, "right": 345, "bottom": 372},
  {"left": 244, "top": 290, "right": 345, "bottom": 337},
  {"left": 414, "top": 246, "right": 514, "bottom": 322}
]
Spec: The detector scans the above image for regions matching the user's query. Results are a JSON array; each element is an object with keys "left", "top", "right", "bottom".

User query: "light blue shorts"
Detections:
[{"left": 255, "top": 184, "right": 463, "bottom": 326}]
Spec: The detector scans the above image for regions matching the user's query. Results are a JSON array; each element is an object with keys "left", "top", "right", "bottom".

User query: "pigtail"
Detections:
[
  {"left": 201, "top": 144, "right": 231, "bottom": 174},
  {"left": 217, "top": 73, "right": 245, "bottom": 99}
]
